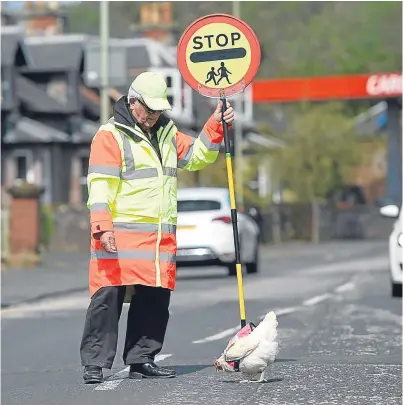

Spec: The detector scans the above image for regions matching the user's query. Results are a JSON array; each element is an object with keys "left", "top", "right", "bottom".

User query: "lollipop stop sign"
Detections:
[
  {"left": 177, "top": 14, "right": 261, "bottom": 332},
  {"left": 177, "top": 14, "right": 261, "bottom": 98}
]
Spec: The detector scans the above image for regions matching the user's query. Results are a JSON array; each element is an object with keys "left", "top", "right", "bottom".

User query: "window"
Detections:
[
  {"left": 165, "top": 75, "right": 173, "bottom": 106},
  {"left": 164, "top": 72, "right": 175, "bottom": 112},
  {"left": 46, "top": 77, "right": 68, "bottom": 104},
  {"left": 1, "top": 68, "right": 11, "bottom": 106},
  {"left": 230, "top": 85, "right": 253, "bottom": 123},
  {"left": 167, "top": 94, "right": 173, "bottom": 109},
  {"left": 15, "top": 156, "right": 27, "bottom": 180},
  {"left": 177, "top": 200, "right": 221, "bottom": 212},
  {"left": 80, "top": 156, "right": 89, "bottom": 176},
  {"left": 12, "top": 150, "right": 34, "bottom": 184},
  {"left": 79, "top": 156, "right": 89, "bottom": 204}
]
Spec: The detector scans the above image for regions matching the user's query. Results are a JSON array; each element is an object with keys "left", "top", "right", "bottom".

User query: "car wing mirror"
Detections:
[{"left": 380, "top": 204, "right": 399, "bottom": 218}]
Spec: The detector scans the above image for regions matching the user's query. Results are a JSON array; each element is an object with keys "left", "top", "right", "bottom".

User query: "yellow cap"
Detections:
[{"left": 128, "top": 71, "right": 172, "bottom": 111}]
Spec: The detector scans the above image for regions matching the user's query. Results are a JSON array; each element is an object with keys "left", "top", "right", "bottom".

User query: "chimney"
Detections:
[
  {"left": 138, "top": 2, "right": 175, "bottom": 45},
  {"left": 23, "top": 1, "right": 62, "bottom": 35}
]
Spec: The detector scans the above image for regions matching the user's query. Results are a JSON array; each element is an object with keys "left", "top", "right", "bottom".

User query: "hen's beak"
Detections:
[{"left": 214, "top": 359, "right": 223, "bottom": 371}]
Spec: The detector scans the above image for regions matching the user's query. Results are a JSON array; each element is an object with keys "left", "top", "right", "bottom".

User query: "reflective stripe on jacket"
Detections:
[{"left": 87, "top": 98, "right": 224, "bottom": 296}]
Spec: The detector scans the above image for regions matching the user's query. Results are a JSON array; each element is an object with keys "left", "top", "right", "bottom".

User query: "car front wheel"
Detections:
[{"left": 227, "top": 263, "right": 237, "bottom": 276}]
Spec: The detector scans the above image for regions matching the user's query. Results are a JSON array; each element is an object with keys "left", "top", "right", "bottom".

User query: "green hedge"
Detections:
[{"left": 40, "top": 205, "right": 55, "bottom": 248}]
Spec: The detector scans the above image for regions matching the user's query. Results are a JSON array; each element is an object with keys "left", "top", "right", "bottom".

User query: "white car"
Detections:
[
  {"left": 176, "top": 187, "right": 260, "bottom": 276},
  {"left": 380, "top": 204, "right": 403, "bottom": 297}
]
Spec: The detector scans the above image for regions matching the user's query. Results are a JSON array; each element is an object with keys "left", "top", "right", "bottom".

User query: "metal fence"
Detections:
[
  {"left": 258, "top": 202, "right": 394, "bottom": 244},
  {"left": 2, "top": 202, "right": 393, "bottom": 255}
]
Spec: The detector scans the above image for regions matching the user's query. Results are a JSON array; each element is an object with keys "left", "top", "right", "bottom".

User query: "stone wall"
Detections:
[
  {"left": 44, "top": 203, "right": 395, "bottom": 253},
  {"left": 47, "top": 205, "right": 91, "bottom": 252},
  {"left": 259, "top": 203, "right": 395, "bottom": 244}
]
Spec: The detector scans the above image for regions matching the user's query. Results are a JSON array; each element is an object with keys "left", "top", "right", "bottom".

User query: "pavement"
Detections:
[
  {"left": 1, "top": 239, "right": 401, "bottom": 405},
  {"left": 1, "top": 253, "right": 90, "bottom": 308}
]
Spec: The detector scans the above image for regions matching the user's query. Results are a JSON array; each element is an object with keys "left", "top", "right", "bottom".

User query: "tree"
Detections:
[
  {"left": 63, "top": 2, "right": 402, "bottom": 80},
  {"left": 273, "top": 103, "right": 362, "bottom": 202}
]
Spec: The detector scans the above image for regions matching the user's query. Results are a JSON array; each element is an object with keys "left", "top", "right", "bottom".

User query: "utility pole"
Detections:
[
  {"left": 100, "top": 1, "right": 109, "bottom": 123},
  {"left": 232, "top": 1, "right": 245, "bottom": 210}
]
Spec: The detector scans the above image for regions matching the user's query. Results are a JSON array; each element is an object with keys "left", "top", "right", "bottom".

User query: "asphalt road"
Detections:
[{"left": 2, "top": 240, "right": 402, "bottom": 405}]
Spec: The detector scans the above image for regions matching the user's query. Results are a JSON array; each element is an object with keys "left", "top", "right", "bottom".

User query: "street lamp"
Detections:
[
  {"left": 100, "top": 1, "right": 109, "bottom": 123},
  {"left": 232, "top": 1, "right": 245, "bottom": 210}
]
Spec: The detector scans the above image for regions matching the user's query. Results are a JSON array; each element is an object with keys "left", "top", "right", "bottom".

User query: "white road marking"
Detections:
[
  {"left": 334, "top": 281, "right": 356, "bottom": 293},
  {"left": 259, "top": 307, "right": 297, "bottom": 320},
  {"left": 94, "top": 368, "right": 129, "bottom": 391},
  {"left": 193, "top": 307, "right": 299, "bottom": 344},
  {"left": 1, "top": 298, "right": 173, "bottom": 319},
  {"left": 94, "top": 353, "right": 172, "bottom": 391},
  {"left": 273, "top": 306, "right": 298, "bottom": 316},
  {"left": 1, "top": 295, "right": 90, "bottom": 318},
  {"left": 303, "top": 256, "right": 388, "bottom": 276},
  {"left": 303, "top": 293, "right": 331, "bottom": 306},
  {"left": 193, "top": 275, "right": 359, "bottom": 345},
  {"left": 192, "top": 326, "right": 241, "bottom": 344}
]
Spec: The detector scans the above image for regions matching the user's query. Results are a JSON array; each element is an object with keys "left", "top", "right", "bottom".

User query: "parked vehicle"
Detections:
[
  {"left": 380, "top": 204, "right": 402, "bottom": 297},
  {"left": 176, "top": 187, "right": 260, "bottom": 276}
]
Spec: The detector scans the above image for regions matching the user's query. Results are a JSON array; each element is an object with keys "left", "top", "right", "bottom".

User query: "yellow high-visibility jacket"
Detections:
[{"left": 87, "top": 97, "right": 225, "bottom": 296}]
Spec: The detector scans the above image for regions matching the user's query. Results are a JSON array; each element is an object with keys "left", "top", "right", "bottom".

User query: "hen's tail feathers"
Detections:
[
  {"left": 256, "top": 311, "right": 278, "bottom": 342},
  {"left": 260, "top": 341, "right": 279, "bottom": 363}
]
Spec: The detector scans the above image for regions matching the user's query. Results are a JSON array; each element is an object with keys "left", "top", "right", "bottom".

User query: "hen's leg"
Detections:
[
  {"left": 257, "top": 369, "right": 266, "bottom": 383},
  {"left": 241, "top": 369, "right": 266, "bottom": 384},
  {"left": 240, "top": 373, "right": 259, "bottom": 383}
]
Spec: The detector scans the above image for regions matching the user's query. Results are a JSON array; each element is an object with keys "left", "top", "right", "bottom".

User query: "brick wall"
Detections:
[{"left": 10, "top": 198, "right": 39, "bottom": 254}]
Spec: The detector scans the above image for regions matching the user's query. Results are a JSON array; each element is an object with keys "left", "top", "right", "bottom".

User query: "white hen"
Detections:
[{"left": 216, "top": 311, "right": 279, "bottom": 383}]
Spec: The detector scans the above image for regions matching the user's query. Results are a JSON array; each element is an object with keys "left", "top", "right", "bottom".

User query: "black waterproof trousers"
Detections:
[{"left": 80, "top": 285, "right": 171, "bottom": 369}]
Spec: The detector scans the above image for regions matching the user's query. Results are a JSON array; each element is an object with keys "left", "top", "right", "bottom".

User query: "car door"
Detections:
[{"left": 222, "top": 190, "right": 258, "bottom": 263}]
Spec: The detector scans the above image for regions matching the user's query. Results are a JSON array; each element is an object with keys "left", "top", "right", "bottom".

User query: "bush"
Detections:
[{"left": 40, "top": 204, "right": 55, "bottom": 249}]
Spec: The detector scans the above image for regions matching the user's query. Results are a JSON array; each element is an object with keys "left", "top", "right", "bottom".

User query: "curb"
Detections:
[{"left": 1, "top": 286, "right": 88, "bottom": 310}]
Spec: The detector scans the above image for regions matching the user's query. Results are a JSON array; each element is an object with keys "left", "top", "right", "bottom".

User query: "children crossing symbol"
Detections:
[{"left": 205, "top": 62, "right": 232, "bottom": 86}]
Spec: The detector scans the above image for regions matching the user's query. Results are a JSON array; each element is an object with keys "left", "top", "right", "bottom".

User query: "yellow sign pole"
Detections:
[{"left": 221, "top": 94, "right": 246, "bottom": 329}]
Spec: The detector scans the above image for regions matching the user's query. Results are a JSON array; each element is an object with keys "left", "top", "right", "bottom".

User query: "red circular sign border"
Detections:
[{"left": 177, "top": 13, "right": 261, "bottom": 98}]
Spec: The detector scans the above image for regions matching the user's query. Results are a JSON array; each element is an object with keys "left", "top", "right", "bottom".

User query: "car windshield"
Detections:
[{"left": 177, "top": 199, "right": 221, "bottom": 212}]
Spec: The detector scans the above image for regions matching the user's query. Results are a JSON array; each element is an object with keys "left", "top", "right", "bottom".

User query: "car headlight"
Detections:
[{"left": 398, "top": 233, "right": 403, "bottom": 247}]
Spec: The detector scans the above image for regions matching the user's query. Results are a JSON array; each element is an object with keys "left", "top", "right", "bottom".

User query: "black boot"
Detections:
[
  {"left": 129, "top": 362, "right": 176, "bottom": 379},
  {"left": 83, "top": 366, "right": 103, "bottom": 384}
]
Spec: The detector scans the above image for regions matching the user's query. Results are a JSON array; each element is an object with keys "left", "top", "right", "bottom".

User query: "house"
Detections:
[
  {"left": 1, "top": 26, "right": 27, "bottom": 132},
  {"left": 1, "top": 31, "right": 87, "bottom": 205},
  {"left": 1, "top": 25, "right": 31, "bottom": 206},
  {"left": 1, "top": 28, "right": 282, "bottom": 207}
]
